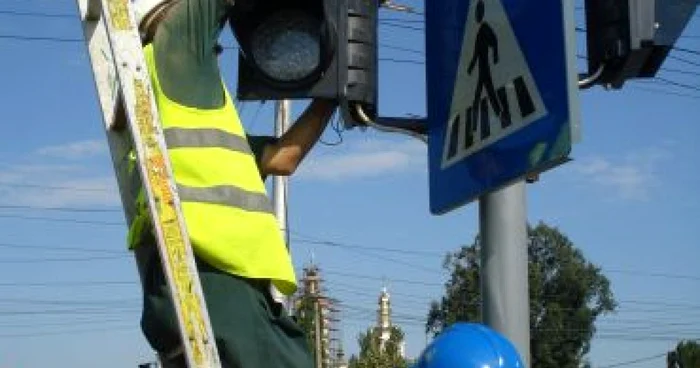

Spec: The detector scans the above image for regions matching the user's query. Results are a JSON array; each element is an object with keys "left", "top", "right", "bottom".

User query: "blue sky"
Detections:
[{"left": 0, "top": 0, "right": 699, "bottom": 367}]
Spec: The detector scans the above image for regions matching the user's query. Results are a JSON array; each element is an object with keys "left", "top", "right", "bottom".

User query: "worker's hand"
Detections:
[
  {"left": 309, "top": 98, "right": 339, "bottom": 114},
  {"left": 259, "top": 98, "right": 337, "bottom": 177}
]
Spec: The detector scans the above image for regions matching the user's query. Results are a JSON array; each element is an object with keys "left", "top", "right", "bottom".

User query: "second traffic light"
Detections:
[
  {"left": 584, "top": 0, "right": 699, "bottom": 88},
  {"left": 229, "top": 0, "right": 379, "bottom": 126}
]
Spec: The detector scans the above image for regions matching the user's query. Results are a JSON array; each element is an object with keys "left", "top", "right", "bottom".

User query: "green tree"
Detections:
[
  {"left": 349, "top": 326, "right": 408, "bottom": 368},
  {"left": 672, "top": 340, "right": 700, "bottom": 368},
  {"left": 426, "top": 222, "right": 616, "bottom": 368}
]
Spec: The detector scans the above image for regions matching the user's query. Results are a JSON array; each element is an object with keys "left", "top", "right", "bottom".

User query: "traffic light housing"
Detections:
[
  {"left": 584, "top": 0, "right": 698, "bottom": 89},
  {"left": 229, "top": 0, "right": 379, "bottom": 127}
]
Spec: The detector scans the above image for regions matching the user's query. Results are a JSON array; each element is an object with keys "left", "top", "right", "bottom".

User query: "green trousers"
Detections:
[{"left": 139, "top": 245, "right": 313, "bottom": 368}]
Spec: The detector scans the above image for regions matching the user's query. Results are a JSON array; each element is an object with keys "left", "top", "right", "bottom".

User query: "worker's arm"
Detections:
[
  {"left": 258, "top": 99, "right": 337, "bottom": 177},
  {"left": 153, "top": 0, "right": 234, "bottom": 108}
]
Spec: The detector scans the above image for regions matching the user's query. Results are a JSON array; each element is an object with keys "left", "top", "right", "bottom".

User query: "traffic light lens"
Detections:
[{"left": 250, "top": 10, "right": 321, "bottom": 83}]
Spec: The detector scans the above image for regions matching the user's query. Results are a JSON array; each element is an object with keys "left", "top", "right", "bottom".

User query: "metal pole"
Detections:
[
  {"left": 273, "top": 99, "right": 290, "bottom": 246},
  {"left": 272, "top": 100, "right": 291, "bottom": 309},
  {"left": 479, "top": 180, "right": 531, "bottom": 367}
]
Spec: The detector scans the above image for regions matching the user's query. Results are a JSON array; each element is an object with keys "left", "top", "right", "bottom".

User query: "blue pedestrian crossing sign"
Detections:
[{"left": 426, "top": 0, "right": 580, "bottom": 215}]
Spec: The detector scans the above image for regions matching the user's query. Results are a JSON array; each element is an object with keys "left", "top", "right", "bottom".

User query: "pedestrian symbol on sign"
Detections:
[
  {"left": 468, "top": 1, "right": 501, "bottom": 121},
  {"left": 442, "top": 0, "right": 548, "bottom": 169}
]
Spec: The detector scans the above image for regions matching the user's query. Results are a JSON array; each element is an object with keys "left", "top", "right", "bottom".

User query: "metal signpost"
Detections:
[{"left": 425, "top": 0, "right": 580, "bottom": 365}]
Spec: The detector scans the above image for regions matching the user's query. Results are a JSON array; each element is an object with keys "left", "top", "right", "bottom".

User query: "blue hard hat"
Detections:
[{"left": 412, "top": 323, "right": 524, "bottom": 368}]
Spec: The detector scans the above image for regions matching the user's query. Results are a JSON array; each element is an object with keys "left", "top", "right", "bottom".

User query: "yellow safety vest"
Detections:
[{"left": 127, "top": 44, "right": 296, "bottom": 295}]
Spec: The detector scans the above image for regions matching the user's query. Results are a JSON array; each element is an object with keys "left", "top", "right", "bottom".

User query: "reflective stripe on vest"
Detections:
[
  {"left": 177, "top": 184, "right": 273, "bottom": 214},
  {"left": 126, "top": 44, "right": 297, "bottom": 296},
  {"left": 164, "top": 127, "right": 251, "bottom": 153}
]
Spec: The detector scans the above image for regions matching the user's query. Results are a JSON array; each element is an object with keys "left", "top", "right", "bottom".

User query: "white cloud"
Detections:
[
  {"left": 0, "top": 167, "right": 119, "bottom": 207},
  {"left": 297, "top": 139, "right": 427, "bottom": 181},
  {"left": 36, "top": 139, "right": 106, "bottom": 159},
  {"left": 569, "top": 147, "right": 670, "bottom": 201},
  {"left": 0, "top": 140, "right": 119, "bottom": 207}
]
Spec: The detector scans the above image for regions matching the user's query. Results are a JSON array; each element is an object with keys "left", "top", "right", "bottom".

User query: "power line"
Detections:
[
  {"left": 326, "top": 278, "right": 700, "bottom": 312},
  {"left": 332, "top": 276, "right": 700, "bottom": 310},
  {"left": 379, "top": 20, "right": 424, "bottom": 32},
  {"left": 0, "top": 9, "right": 73, "bottom": 18},
  {"left": 630, "top": 86, "right": 700, "bottom": 100},
  {"left": 0, "top": 325, "right": 134, "bottom": 338},
  {"left": 0, "top": 241, "right": 123, "bottom": 254},
  {"left": 378, "top": 57, "right": 424, "bottom": 65},
  {"left": 325, "top": 280, "right": 436, "bottom": 302},
  {"left": 669, "top": 54, "right": 700, "bottom": 67},
  {"left": 0, "top": 297, "right": 138, "bottom": 306},
  {"left": 0, "top": 33, "right": 427, "bottom": 68},
  {"left": 0, "top": 31, "right": 427, "bottom": 60},
  {"left": 0, "top": 280, "right": 136, "bottom": 287},
  {"left": 0, "top": 204, "right": 120, "bottom": 213},
  {"left": 379, "top": 17, "right": 424, "bottom": 24},
  {"left": 306, "top": 241, "right": 439, "bottom": 273},
  {"left": 1, "top": 209, "right": 698, "bottom": 282},
  {"left": 0, "top": 180, "right": 110, "bottom": 192},
  {"left": 0, "top": 214, "right": 123, "bottom": 226},
  {"left": 380, "top": 43, "right": 424, "bottom": 55},
  {"left": 0, "top": 208, "right": 698, "bottom": 282},
  {"left": 324, "top": 269, "right": 444, "bottom": 287},
  {"left": 292, "top": 235, "right": 441, "bottom": 273},
  {"left": 598, "top": 352, "right": 667, "bottom": 368},
  {"left": 0, "top": 307, "right": 140, "bottom": 316},
  {"left": 295, "top": 231, "right": 700, "bottom": 282},
  {"left": 0, "top": 34, "right": 82, "bottom": 43},
  {"left": 654, "top": 76, "right": 700, "bottom": 93},
  {"left": 673, "top": 45, "right": 700, "bottom": 56},
  {"left": 578, "top": 52, "right": 700, "bottom": 82},
  {"left": 660, "top": 66, "right": 700, "bottom": 77},
  {"left": 607, "top": 268, "right": 700, "bottom": 281},
  {"left": 0, "top": 317, "right": 131, "bottom": 329},
  {"left": 0, "top": 255, "right": 127, "bottom": 263},
  {"left": 291, "top": 231, "right": 441, "bottom": 257}
]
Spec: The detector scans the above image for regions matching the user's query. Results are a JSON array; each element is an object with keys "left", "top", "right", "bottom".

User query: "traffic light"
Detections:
[
  {"left": 584, "top": 0, "right": 699, "bottom": 89},
  {"left": 229, "top": 0, "right": 379, "bottom": 127}
]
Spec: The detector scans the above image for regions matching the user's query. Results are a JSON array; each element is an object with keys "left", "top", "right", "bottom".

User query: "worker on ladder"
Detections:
[{"left": 127, "top": 0, "right": 337, "bottom": 367}]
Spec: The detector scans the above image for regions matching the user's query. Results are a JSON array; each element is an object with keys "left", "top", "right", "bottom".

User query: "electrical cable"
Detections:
[
  {"left": 0, "top": 214, "right": 123, "bottom": 226},
  {"left": 0, "top": 241, "right": 123, "bottom": 254},
  {"left": 291, "top": 231, "right": 441, "bottom": 257},
  {"left": 0, "top": 180, "right": 110, "bottom": 192},
  {"left": 672, "top": 45, "right": 700, "bottom": 56},
  {"left": 598, "top": 352, "right": 668, "bottom": 368},
  {"left": 0, "top": 204, "right": 120, "bottom": 213},
  {"left": 630, "top": 86, "right": 700, "bottom": 99},
  {"left": 0, "top": 254, "right": 128, "bottom": 263},
  {"left": 654, "top": 76, "right": 700, "bottom": 92}
]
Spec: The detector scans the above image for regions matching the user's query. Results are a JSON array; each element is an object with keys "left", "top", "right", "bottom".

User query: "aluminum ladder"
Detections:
[{"left": 74, "top": 0, "right": 222, "bottom": 366}]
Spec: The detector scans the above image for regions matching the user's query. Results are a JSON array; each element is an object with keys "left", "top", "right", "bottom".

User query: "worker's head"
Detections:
[{"left": 412, "top": 323, "right": 524, "bottom": 368}]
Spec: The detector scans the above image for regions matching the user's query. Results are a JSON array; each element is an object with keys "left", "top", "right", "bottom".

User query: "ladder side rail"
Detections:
[
  {"left": 74, "top": 0, "right": 222, "bottom": 367},
  {"left": 76, "top": 0, "right": 135, "bottom": 220}
]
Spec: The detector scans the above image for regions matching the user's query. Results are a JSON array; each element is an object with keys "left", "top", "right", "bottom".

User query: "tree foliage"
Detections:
[
  {"left": 348, "top": 326, "right": 408, "bottom": 368},
  {"left": 673, "top": 340, "right": 700, "bottom": 368},
  {"left": 426, "top": 222, "right": 616, "bottom": 368}
]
